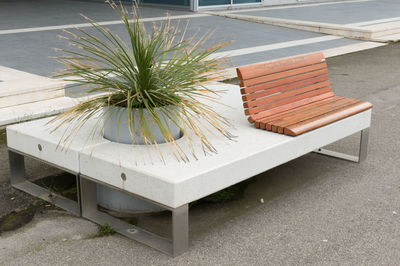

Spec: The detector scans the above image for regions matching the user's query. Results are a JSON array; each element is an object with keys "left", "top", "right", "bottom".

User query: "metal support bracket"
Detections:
[
  {"left": 79, "top": 175, "right": 189, "bottom": 257},
  {"left": 8, "top": 149, "right": 81, "bottom": 216},
  {"left": 313, "top": 128, "right": 370, "bottom": 163}
]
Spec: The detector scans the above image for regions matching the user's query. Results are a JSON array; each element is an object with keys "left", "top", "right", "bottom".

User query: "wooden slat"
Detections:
[
  {"left": 258, "top": 96, "right": 343, "bottom": 130},
  {"left": 245, "top": 86, "right": 331, "bottom": 115},
  {"left": 237, "top": 52, "right": 324, "bottom": 81},
  {"left": 269, "top": 98, "right": 356, "bottom": 129},
  {"left": 240, "top": 62, "right": 327, "bottom": 87},
  {"left": 243, "top": 77, "right": 330, "bottom": 108},
  {"left": 248, "top": 92, "right": 335, "bottom": 123},
  {"left": 259, "top": 96, "right": 342, "bottom": 124},
  {"left": 241, "top": 68, "right": 328, "bottom": 97},
  {"left": 284, "top": 101, "right": 373, "bottom": 136},
  {"left": 270, "top": 98, "right": 360, "bottom": 133}
]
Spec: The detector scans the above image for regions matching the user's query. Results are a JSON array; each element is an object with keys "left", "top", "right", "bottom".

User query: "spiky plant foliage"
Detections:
[{"left": 50, "top": 0, "right": 234, "bottom": 162}]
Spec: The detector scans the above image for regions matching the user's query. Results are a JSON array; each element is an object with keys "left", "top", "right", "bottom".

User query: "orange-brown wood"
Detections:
[
  {"left": 258, "top": 96, "right": 343, "bottom": 130},
  {"left": 237, "top": 52, "right": 324, "bottom": 81},
  {"left": 245, "top": 86, "right": 331, "bottom": 115},
  {"left": 240, "top": 62, "right": 327, "bottom": 87},
  {"left": 269, "top": 98, "right": 356, "bottom": 127},
  {"left": 284, "top": 101, "right": 373, "bottom": 136},
  {"left": 248, "top": 92, "right": 335, "bottom": 123},
  {"left": 241, "top": 69, "right": 328, "bottom": 99},
  {"left": 238, "top": 52, "right": 373, "bottom": 137},
  {"left": 260, "top": 96, "right": 343, "bottom": 123},
  {"left": 243, "top": 79, "right": 330, "bottom": 109},
  {"left": 271, "top": 98, "right": 360, "bottom": 133}
]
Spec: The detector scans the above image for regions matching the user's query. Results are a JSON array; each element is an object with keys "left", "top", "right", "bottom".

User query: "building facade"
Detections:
[{"left": 142, "top": 0, "right": 306, "bottom": 12}]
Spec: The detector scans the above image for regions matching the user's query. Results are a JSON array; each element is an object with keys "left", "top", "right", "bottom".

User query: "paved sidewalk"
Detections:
[{"left": 1, "top": 0, "right": 400, "bottom": 264}]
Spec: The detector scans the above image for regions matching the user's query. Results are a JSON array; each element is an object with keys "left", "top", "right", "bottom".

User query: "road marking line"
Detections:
[
  {"left": 0, "top": 14, "right": 209, "bottom": 35},
  {"left": 213, "top": 35, "right": 342, "bottom": 58},
  {"left": 322, "top": 41, "right": 386, "bottom": 57},
  {"left": 220, "top": 41, "right": 387, "bottom": 79},
  {"left": 349, "top": 17, "right": 400, "bottom": 27}
]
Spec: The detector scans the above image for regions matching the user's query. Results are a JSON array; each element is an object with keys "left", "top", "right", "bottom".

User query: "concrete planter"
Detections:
[
  {"left": 97, "top": 106, "right": 181, "bottom": 215},
  {"left": 103, "top": 106, "right": 181, "bottom": 144}
]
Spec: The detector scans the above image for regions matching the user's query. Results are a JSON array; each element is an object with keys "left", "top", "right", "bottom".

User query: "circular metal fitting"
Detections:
[{"left": 121, "top": 173, "right": 126, "bottom": 181}]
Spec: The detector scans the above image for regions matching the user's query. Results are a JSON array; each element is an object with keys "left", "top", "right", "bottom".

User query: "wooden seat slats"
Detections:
[
  {"left": 237, "top": 52, "right": 373, "bottom": 136},
  {"left": 284, "top": 101, "right": 373, "bottom": 136}
]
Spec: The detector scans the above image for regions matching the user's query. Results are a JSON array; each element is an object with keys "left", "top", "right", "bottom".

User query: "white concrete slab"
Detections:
[
  {"left": 0, "top": 66, "right": 65, "bottom": 108},
  {"left": 0, "top": 95, "right": 99, "bottom": 128},
  {"left": 78, "top": 84, "right": 371, "bottom": 208},
  {"left": 209, "top": 10, "right": 400, "bottom": 42},
  {"left": 7, "top": 116, "right": 107, "bottom": 173},
  {"left": 207, "top": 12, "right": 375, "bottom": 40}
]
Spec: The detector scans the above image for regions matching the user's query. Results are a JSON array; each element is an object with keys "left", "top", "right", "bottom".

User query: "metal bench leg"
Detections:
[
  {"left": 172, "top": 204, "right": 189, "bottom": 256},
  {"left": 9, "top": 150, "right": 26, "bottom": 185},
  {"left": 314, "top": 128, "right": 369, "bottom": 163},
  {"left": 8, "top": 150, "right": 81, "bottom": 216},
  {"left": 80, "top": 175, "right": 189, "bottom": 256}
]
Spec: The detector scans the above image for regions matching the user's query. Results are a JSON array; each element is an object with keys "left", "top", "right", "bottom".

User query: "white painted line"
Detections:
[
  {"left": 219, "top": 41, "right": 387, "bottom": 79},
  {"left": 349, "top": 17, "right": 400, "bottom": 27},
  {"left": 322, "top": 41, "right": 386, "bottom": 58},
  {"left": 224, "top": 0, "right": 375, "bottom": 13},
  {"left": 213, "top": 35, "right": 342, "bottom": 58},
  {"left": 0, "top": 14, "right": 209, "bottom": 35}
]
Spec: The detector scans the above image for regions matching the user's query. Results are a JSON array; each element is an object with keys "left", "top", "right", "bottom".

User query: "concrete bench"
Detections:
[{"left": 6, "top": 81, "right": 371, "bottom": 256}]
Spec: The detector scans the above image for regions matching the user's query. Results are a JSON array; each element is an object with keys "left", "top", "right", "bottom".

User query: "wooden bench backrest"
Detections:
[{"left": 237, "top": 52, "right": 335, "bottom": 123}]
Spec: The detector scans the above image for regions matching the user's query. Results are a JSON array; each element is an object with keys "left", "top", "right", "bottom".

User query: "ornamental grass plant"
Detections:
[{"left": 50, "top": 0, "right": 234, "bottom": 162}]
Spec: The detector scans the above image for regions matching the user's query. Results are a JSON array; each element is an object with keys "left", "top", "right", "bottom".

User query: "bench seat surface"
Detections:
[{"left": 7, "top": 83, "right": 371, "bottom": 208}]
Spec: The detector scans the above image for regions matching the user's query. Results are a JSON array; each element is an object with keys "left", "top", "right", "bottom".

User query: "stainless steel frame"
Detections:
[
  {"left": 8, "top": 149, "right": 81, "bottom": 216},
  {"left": 80, "top": 175, "right": 189, "bottom": 257},
  {"left": 313, "top": 128, "right": 369, "bottom": 163}
]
